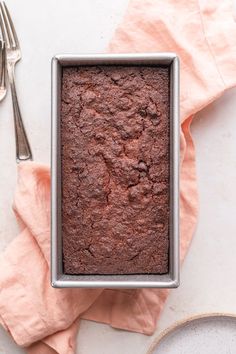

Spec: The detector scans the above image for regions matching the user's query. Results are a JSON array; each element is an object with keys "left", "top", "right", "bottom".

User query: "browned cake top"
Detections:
[{"left": 61, "top": 65, "right": 170, "bottom": 275}]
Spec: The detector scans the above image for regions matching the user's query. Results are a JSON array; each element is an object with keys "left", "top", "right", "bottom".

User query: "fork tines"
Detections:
[{"left": 0, "top": 1, "right": 20, "bottom": 49}]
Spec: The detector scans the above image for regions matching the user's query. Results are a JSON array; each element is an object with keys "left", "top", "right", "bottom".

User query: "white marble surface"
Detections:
[{"left": 0, "top": 1, "right": 236, "bottom": 353}]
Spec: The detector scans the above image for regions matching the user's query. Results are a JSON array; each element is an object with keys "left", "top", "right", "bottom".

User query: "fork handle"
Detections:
[{"left": 7, "top": 63, "right": 33, "bottom": 162}]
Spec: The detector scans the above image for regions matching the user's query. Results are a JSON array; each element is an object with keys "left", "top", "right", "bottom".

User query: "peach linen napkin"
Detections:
[{"left": 1, "top": 0, "right": 236, "bottom": 353}]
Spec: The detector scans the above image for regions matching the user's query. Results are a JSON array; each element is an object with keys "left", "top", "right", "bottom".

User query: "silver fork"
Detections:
[
  {"left": 0, "top": 2, "right": 32, "bottom": 162},
  {"left": 0, "top": 39, "right": 6, "bottom": 101}
]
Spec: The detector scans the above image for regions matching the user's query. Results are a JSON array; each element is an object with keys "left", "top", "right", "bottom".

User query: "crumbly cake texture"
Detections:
[{"left": 61, "top": 65, "right": 170, "bottom": 275}]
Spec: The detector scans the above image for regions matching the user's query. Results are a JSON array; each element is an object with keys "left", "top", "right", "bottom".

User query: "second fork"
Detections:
[
  {"left": 0, "top": 39, "right": 6, "bottom": 102},
  {"left": 0, "top": 1, "right": 32, "bottom": 162}
]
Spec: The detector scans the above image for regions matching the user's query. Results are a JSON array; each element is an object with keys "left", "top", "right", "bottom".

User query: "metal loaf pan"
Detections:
[{"left": 51, "top": 53, "right": 179, "bottom": 288}]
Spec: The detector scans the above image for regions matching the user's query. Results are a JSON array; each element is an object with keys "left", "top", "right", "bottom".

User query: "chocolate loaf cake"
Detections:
[{"left": 61, "top": 65, "right": 170, "bottom": 275}]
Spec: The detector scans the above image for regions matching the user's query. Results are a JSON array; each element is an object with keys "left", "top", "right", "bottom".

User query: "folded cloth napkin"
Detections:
[{"left": 1, "top": 0, "right": 236, "bottom": 353}]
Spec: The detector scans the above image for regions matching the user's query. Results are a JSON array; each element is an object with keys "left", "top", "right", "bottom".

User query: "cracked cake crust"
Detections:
[{"left": 61, "top": 65, "right": 170, "bottom": 274}]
